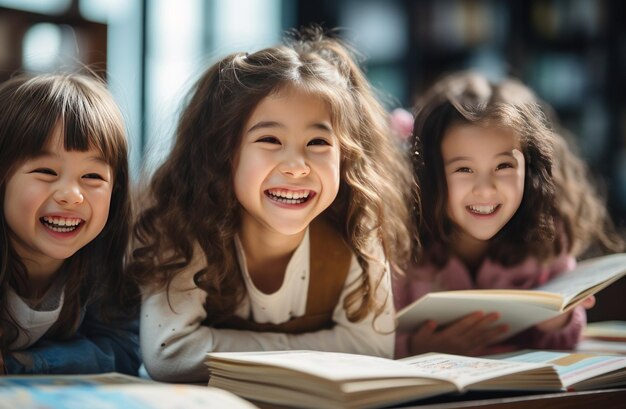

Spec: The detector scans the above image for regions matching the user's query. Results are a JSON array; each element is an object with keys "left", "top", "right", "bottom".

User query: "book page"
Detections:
[
  {"left": 534, "top": 253, "right": 626, "bottom": 307},
  {"left": 208, "top": 351, "right": 452, "bottom": 408},
  {"left": 208, "top": 350, "right": 428, "bottom": 381},
  {"left": 397, "top": 254, "right": 626, "bottom": 335},
  {"left": 400, "top": 353, "right": 552, "bottom": 390},
  {"left": 497, "top": 350, "right": 626, "bottom": 389},
  {"left": 577, "top": 338, "right": 626, "bottom": 354},
  {"left": 583, "top": 320, "right": 626, "bottom": 340},
  {"left": 397, "top": 295, "right": 559, "bottom": 335}
]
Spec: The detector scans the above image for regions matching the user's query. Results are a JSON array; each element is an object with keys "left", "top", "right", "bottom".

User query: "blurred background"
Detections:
[
  {"left": 2, "top": 0, "right": 625, "bottom": 213},
  {"left": 1, "top": 1, "right": 625, "bottom": 318}
]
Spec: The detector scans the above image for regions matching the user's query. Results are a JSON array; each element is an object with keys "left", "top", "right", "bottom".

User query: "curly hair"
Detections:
[
  {"left": 549, "top": 125, "right": 624, "bottom": 258},
  {"left": 0, "top": 73, "right": 138, "bottom": 352},
  {"left": 411, "top": 71, "right": 623, "bottom": 268},
  {"left": 129, "top": 27, "right": 414, "bottom": 325}
]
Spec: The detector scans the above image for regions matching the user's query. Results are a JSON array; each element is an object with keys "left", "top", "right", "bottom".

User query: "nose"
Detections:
[
  {"left": 472, "top": 173, "right": 496, "bottom": 197},
  {"left": 53, "top": 182, "right": 84, "bottom": 206},
  {"left": 278, "top": 155, "right": 310, "bottom": 178}
]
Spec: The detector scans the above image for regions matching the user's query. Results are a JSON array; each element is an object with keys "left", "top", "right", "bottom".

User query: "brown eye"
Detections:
[
  {"left": 307, "top": 138, "right": 330, "bottom": 146},
  {"left": 83, "top": 173, "right": 105, "bottom": 180},
  {"left": 256, "top": 136, "right": 280, "bottom": 144},
  {"left": 32, "top": 168, "right": 57, "bottom": 176}
]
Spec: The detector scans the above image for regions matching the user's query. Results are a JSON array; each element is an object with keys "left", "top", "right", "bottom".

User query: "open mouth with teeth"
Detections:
[
  {"left": 467, "top": 204, "right": 500, "bottom": 215},
  {"left": 265, "top": 188, "right": 314, "bottom": 205},
  {"left": 40, "top": 216, "right": 84, "bottom": 233}
]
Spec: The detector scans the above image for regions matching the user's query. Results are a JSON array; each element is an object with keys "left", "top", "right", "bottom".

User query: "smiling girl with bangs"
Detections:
[{"left": 0, "top": 73, "right": 140, "bottom": 374}]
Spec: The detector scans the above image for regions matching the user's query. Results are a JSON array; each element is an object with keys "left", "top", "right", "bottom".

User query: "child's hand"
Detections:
[
  {"left": 406, "top": 312, "right": 509, "bottom": 356},
  {"left": 535, "top": 296, "right": 596, "bottom": 332}
]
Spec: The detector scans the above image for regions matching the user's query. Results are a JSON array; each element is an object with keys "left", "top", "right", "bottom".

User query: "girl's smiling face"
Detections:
[
  {"left": 4, "top": 125, "right": 113, "bottom": 276},
  {"left": 233, "top": 87, "right": 341, "bottom": 241},
  {"left": 442, "top": 123, "right": 525, "bottom": 244}
]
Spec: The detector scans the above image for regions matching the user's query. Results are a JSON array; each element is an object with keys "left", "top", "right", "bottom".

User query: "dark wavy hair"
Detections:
[
  {"left": 0, "top": 73, "right": 138, "bottom": 351},
  {"left": 411, "top": 71, "right": 623, "bottom": 267},
  {"left": 130, "top": 27, "right": 414, "bottom": 325}
]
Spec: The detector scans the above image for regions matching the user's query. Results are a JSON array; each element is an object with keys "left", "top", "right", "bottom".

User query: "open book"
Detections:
[
  {"left": 206, "top": 350, "right": 562, "bottom": 409},
  {"left": 494, "top": 350, "right": 626, "bottom": 390},
  {"left": 397, "top": 253, "right": 626, "bottom": 337},
  {"left": 0, "top": 372, "right": 257, "bottom": 409}
]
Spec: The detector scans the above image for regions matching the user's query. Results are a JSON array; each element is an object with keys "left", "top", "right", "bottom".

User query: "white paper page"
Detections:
[
  {"left": 499, "top": 350, "right": 626, "bottom": 388},
  {"left": 396, "top": 295, "right": 558, "bottom": 335},
  {"left": 535, "top": 253, "right": 626, "bottom": 304},
  {"left": 209, "top": 350, "right": 433, "bottom": 381},
  {"left": 400, "top": 353, "right": 551, "bottom": 390}
]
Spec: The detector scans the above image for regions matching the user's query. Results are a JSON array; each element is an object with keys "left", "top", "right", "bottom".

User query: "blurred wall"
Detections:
[{"left": 1, "top": 0, "right": 624, "bottom": 229}]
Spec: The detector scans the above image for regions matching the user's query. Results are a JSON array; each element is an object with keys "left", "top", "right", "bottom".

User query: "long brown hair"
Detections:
[
  {"left": 0, "top": 73, "right": 137, "bottom": 351},
  {"left": 411, "top": 71, "right": 623, "bottom": 267},
  {"left": 130, "top": 27, "right": 414, "bottom": 325}
]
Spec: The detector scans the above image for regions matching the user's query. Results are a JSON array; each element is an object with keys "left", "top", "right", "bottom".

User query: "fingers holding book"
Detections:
[{"left": 406, "top": 311, "right": 509, "bottom": 356}]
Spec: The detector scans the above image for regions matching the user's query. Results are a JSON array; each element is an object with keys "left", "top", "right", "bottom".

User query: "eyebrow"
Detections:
[
  {"left": 246, "top": 120, "right": 332, "bottom": 134},
  {"left": 445, "top": 151, "right": 516, "bottom": 166},
  {"left": 30, "top": 150, "right": 109, "bottom": 165}
]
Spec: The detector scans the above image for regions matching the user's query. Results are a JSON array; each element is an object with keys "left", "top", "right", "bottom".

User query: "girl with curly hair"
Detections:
[
  {"left": 394, "top": 71, "right": 623, "bottom": 358},
  {"left": 130, "top": 27, "right": 414, "bottom": 382}
]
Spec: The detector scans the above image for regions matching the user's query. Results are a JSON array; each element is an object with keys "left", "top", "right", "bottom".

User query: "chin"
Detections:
[
  {"left": 273, "top": 225, "right": 308, "bottom": 237},
  {"left": 466, "top": 231, "right": 498, "bottom": 242}
]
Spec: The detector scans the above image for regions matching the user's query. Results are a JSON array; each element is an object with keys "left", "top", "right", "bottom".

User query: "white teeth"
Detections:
[
  {"left": 267, "top": 189, "right": 310, "bottom": 202},
  {"left": 42, "top": 216, "right": 82, "bottom": 231},
  {"left": 468, "top": 205, "right": 497, "bottom": 215}
]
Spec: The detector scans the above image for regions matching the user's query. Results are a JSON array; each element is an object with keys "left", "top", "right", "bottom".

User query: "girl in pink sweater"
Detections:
[{"left": 395, "top": 71, "right": 623, "bottom": 358}]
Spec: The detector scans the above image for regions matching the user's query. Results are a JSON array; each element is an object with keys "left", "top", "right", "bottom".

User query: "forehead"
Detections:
[
  {"left": 442, "top": 124, "right": 520, "bottom": 157},
  {"left": 245, "top": 87, "right": 332, "bottom": 129}
]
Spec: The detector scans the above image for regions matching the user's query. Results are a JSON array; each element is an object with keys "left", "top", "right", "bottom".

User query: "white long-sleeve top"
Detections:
[
  {"left": 6, "top": 282, "right": 65, "bottom": 350},
  {"left": 140, "top": 228, "right": 395, "bottom": 382}
]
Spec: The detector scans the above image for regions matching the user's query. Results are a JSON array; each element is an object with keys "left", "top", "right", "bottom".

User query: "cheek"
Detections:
[
  {"left": 445, "top": 177, "right": 466, "bottom": 202},
  {"left": 320, "top": 152, "right": 341, "bottom": 195},
  {"left": 90, "top": 188, "right": 114, "bottom": 224},
  {"left": 329, "top": 160, "right": 341, "bottom": 188},
  {"left": 233, "top": 150, "right": 269, "bottom": 202},
  {"left": 508, "top": 168, "right": 525, "bottom": 200},
  {"left": 5, "top": 181, "right": 42, "bottom": 214},
  {"left": 235, "top": 152, "right": 254, "bottom": 177}
]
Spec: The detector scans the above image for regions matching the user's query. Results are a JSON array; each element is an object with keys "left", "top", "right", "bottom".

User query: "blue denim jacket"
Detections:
[{"left": 4, "top": 303, "right": 140, "bottom": 375}]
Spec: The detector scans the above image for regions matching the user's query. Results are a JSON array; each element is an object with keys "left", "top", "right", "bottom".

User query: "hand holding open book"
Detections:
[{"left": 397, "top": 253, "right": 626, "bottom": 338}]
